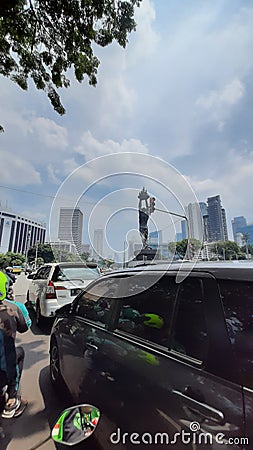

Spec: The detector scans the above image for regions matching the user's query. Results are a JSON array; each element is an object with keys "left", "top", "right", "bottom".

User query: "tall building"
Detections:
[
  {"left": 58, "top": 207, "right": 83, "bottom": 254},
  {"left": 199, "top": 202, "right": 208, "bottom": 216},
  {"left": 0, "top": 209, "right": 46, "bottom": 255},
  {"left": 149, "top": 230, "right": 163, "bottom": 249},
  {"left": 181, "top": 220, "right": 187, "bottom": 239},
  {"left": 221, "top": 208, "right": 228, "bottom": 241},
  {"left": 207, "top": 195, "right": 228, "bottom": 242},
  {"left": 81, "top": 243, "right": 91, "bottom": 255},
  {"left": 93, "top": 229, "right": 104, "bottom": 259},
  {"left": 232, "top": 216, "right": 247, "bottom": 241},
  {"left": 185, "top": 202, "right": 203, "bottom": 241},
  {"left": 233, "top": 223, "right": 253, "bottom": 245},
  {"left": 198, "top": 202, "right": 209, "bottom": 242}
]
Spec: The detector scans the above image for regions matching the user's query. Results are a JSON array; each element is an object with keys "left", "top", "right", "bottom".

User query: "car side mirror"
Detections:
[
  {"left": 55, "top": 303, "right": 72, "bottom": 317},
  {"left": 51, "top": 404, "right": 100, "bottom": 446}
]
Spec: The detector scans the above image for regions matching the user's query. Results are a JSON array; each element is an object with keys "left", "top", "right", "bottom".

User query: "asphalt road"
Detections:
[{"left": 0, "top": 273, "right": 67, "bottom": 450}]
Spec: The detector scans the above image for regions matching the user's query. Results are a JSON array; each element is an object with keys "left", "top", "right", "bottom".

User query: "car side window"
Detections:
[
  {"left": 34, "top": 267, "right": 46, "bottom": 279},
  {"left": 171, "top": 278, "right": 208, "bottom": 361},
  {"left": 115, "top": 275, "right": 177, "bottom": 347},
  {"left": 43, "top": 267, "right": 51, "bottom": 279},
  {"left": 219, "top": 279, "right": 253, "bottom": 389},
  {"left": 75, "top": 278, "right": 120, "bottom": 327}
]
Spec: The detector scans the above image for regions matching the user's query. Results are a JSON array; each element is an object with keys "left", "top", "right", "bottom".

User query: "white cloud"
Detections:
[
  {"left": 74, "top": 131, "right": 149, "bottom": 160},
  {"left": 186, "top": 148, "right": 253, "bottom": 226},
  {"left": 196, "top": 78, "right": 245, "bottom": 116},
  {"left": 128, "top": 0, "right": 160, "bottom": 64},
  {"left": 29, "top": 117, "right": 68, "bottom": 149},
  {"left": 0, "top": 151, "right": 41, "bottom": 186},
  {"left": 47, "top": 163, "right": 62, "bottom": 185}
]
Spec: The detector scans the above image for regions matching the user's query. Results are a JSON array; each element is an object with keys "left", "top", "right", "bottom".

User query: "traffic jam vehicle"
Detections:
[
  {"left": 49, "top": 261, "right": 253, "bottom": 449},
  {"left": 26, "top": 262, "right": 100, "bottom": 326}
]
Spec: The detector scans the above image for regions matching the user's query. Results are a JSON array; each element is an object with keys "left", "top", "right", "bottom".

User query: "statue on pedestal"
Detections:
[{"left": 138, "top": 187, "right": 150, "bottom": 249}]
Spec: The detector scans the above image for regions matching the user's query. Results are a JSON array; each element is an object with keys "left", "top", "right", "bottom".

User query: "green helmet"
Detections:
[{"left": 142, "top": 313, "right": 164, "bottom": 329}]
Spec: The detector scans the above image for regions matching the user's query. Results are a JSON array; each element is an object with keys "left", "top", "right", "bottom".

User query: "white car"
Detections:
[{"left": 26, "top": 262, "right": 100, "bottom": 326}]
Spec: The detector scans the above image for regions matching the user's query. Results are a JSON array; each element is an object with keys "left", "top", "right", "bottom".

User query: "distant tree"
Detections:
[
  {"left": 168, "top": 242, "right": 176, "bottom": 255},
  {"left": 28, "top": 243, "right": 54, "bottom": 263},
  {"left": 211, "top": 241, "right": 240, "bottom": 260},
  {"left": 35, "top": 257, "right": 44, "bottom": 267},
  {"left": 81, "top": 252, "right": 90, "bottom": 261},
  {"left": 0, "top": 252, "right": 25, "bottom": 267},
  {"left": 0, "top": 0, "right": 141, "bottom": 127},
  {"left": 175, "top": 239, "right": 188, "bottom": 258}
]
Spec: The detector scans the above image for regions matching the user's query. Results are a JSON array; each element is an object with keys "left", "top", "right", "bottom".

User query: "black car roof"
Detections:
[
  {"left": 105, "top": 261, "right": 253, "bottom": 281},
  {"left": 44, "top": 262, "right": 98, "bottom": 268}
]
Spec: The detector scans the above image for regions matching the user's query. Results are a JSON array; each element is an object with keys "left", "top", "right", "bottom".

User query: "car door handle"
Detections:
[
  {"left": 86, "top": 342, "right": 99, "bottom": 351},
  {"left": 172, "top": 389, "right": 225, "bottom": 424}
]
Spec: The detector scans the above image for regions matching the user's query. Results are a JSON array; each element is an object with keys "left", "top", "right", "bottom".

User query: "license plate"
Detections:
[{"left": 70, "top": 288, "right": 82, "bottom": 296}]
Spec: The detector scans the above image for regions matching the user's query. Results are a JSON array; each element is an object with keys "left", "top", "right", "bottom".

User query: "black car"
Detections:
[{"left": 49, "top": 262, "right": 253, "bottom": 449}]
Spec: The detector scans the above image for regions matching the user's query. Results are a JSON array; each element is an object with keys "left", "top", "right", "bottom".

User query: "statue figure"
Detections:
[{"left": 138, "top": 187, "right": 150, "bottom": 249}]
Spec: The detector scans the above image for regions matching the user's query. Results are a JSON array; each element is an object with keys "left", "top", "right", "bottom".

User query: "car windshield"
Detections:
[{"left": 58, "top": 267, "right": 99, "bottom": 281}]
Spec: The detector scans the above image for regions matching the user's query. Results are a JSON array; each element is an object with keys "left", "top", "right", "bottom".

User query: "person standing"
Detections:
[{"left": 0, "top": 271, "right": 30, "bottom": 418}]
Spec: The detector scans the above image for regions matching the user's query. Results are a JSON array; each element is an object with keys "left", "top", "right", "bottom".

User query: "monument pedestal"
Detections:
[{"left": 134, "top": 248, "right": 157, "bottom": 261}]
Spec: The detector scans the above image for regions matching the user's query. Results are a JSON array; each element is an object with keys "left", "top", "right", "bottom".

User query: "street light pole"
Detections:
[
  {"left": 25, "top": 227, "right": 31, "bottom": 269},
  {"left": 154, "top": 207, "right": 191, "bottom": 258},
  {"left": 35, "top": 241, "right": 39, "bottom": 270}
]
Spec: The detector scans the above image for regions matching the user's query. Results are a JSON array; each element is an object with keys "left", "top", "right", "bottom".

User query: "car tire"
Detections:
[{"left": 50, "top": 338, "right": 64, "bottom": 392}]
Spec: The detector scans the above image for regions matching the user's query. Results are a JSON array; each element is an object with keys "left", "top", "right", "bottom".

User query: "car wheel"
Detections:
[{"left": 50, "top": 338, "right": 64, "bottom": 391}]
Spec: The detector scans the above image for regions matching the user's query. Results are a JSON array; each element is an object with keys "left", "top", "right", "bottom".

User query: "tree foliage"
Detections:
[
  {"left": 168, "top": 239, "right": 202, "bottom": 259},
  {"left": 210, "top": 241, "right": 244, "bottom": 260},
  {"left": 0, "top": 251, "right": 25, "bottom": 267},
  {"left": 28, "top": 243, "right": 55, "bottom": 263},
  {"left": 0, "top": 0, "right": 141, "bottom": 120}
]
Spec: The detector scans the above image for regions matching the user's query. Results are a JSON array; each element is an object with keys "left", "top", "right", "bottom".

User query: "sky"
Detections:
[{"left": 1, "top": 0, "right": 253, "bottom": 259}]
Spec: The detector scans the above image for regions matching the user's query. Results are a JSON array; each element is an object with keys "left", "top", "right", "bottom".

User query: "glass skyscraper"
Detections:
[{"left": 207, "top": 195, "right": 228, "bottom": 242}]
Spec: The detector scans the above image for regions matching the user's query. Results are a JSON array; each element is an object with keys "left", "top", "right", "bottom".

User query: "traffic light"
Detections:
[{"left": 150, "top": 197, "right": 156, "bottom": 213}]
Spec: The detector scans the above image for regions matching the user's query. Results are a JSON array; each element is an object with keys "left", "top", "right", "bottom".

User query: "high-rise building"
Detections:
[
  {"left": 207, "top": 195, "right": 228, "bottom": 242},
  {"left": 93, "top": 229, "right": 104, "bottom": 259},
  {"left": 149, "top": 230, "right": 163, "bottom": 249},
  {"left": 233, "top": 223, "right": 253, "bottom": 245},
  {"left": 0, "top": 208, "right": 46, "bottom": 255},
  {"left": 221, "top": 208, "right": 228, "bottom": 241},
  {"left": 232, "top": 216, "right": 247, "bottom": 241},
  {"left": 185, "top": 202, "right": 203, "bottom": 241},
  {"left": 199, "top": 202, "right": 208, "bottom": 216},
  {"left": 199, "top": 202, "right": 209, "bottom": 242},
  {"left": 81, "top": 243, "right": 90, "bottom": 255},
  {"left": 58, "top": 207, "right": 83, "bottom": 254},
  {"left": 181, "top": 220, "right": 187, "bottom": 239}
]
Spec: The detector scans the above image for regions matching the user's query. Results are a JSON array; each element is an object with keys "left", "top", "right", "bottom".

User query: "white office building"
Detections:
[
  {"left": 93, "top": 229, "right": 104, "bottom": 259},
  {"left": 0, "top": 209, "right": 46, "bottom": 255},
  {"left": 185, "top": 202, "right": 204, "bottom": 242},
  {"left": 58, "top": 207, "right": 83, "bottom": 254}
]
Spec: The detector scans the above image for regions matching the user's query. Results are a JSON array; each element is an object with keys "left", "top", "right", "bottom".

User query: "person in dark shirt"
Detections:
[{"left": 0, "top": 271, "right": 29, "bottom": 418}]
